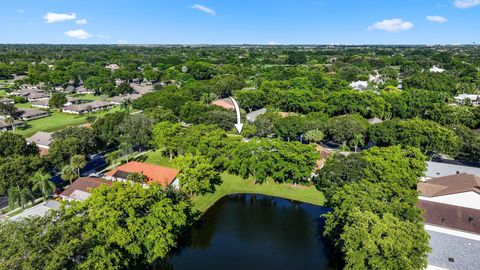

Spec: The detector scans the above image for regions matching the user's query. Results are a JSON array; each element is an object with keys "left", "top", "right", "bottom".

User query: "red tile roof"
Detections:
[
  {"left": 212, "top": 99, "right": 235, "bottom": 110},
  {"left": 105, "top": 161, "right": 178, "bottom": 187},
  {"left": 61, "top": 177, "right": 112, "bottom": 197}
]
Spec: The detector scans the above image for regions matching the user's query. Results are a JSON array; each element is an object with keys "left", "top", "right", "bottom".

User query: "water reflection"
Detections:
[{"left": 155, "top": 194, "right": 337, "bottom": 270}]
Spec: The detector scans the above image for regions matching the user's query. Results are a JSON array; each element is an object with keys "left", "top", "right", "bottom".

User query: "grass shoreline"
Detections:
[
  {"left": 145, "top": 150, "right": 326, "bottom": 213},
  {"left": 192, "top": 173, "right": 326, "bottom": 213}
]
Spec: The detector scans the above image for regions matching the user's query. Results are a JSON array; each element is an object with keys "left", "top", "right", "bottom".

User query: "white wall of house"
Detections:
[{"left": 420, "top": 192, "right": 480, "bottom": 210}]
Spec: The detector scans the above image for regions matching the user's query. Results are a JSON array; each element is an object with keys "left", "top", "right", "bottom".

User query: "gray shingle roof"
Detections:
[
  {"left": 427, "top": 229, "right": 480, "bottom": 270},
  {"left": 246, "top": 108, "right": 267, "bottom": 122},
  {"left": 26, "top": 131, "right": 53, "bottom": 148}
]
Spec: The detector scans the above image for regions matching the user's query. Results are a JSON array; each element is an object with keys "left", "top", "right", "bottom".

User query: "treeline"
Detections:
[
  {"left": 315, "top": 146, "right": 431, "bottom": 269},
  {"left": 0, "top": 183, "right": 196, "bottom": 269}
]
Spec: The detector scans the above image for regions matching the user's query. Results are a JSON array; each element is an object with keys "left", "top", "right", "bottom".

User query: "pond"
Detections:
[{"left": 156, "top": 194, "right": 337, "bottom": 270}]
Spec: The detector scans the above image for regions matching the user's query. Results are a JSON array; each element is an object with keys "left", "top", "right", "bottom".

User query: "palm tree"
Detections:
[
  {"left": 5, "top": 116, "right": 15, "bottom": 131},
  {"left": 30, "top": 170, "right": 55, "bottom": 201},
  {"left": 350, "top": 134, "right": 365, "bottom": 153},
  {"left": 8, "top": 186, "right": 35, "bottom": 209},
  {"left": 70, "top": 155, "right": 87, "bottom": 178},
  {"left": 61, "top": 165, "right": 77, "bottom": 185},
  {"left": 120, "top": 99, "right": 132, "bottom": 113}
]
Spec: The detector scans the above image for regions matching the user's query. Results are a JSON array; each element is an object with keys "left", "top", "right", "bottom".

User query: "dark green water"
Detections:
[{"left": 157, "top": 194, "right": 336, "bottom": 270}]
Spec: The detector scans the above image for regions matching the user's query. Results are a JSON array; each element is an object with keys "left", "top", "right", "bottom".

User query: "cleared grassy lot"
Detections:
[
  {"left": 14, "top": 107, "right": 121, "bottom": 137},
  {"left": 143, "top": 150, "right": 325, "bottom": 213}
]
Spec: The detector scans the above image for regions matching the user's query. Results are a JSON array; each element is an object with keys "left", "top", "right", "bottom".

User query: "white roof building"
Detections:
[
  {"left": 349, "top": 80, "right": 368, "bottom": 91},
  {"left": 430, "top": 66, "right": 445, "bottom": 73}
]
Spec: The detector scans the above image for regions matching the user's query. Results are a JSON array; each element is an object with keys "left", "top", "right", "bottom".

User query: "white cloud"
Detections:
[
  {"left": 117, "top": 40, "right": 128, "bottom": 44},
  {"left": 426, "top": 16, "right": 448, "bottom": 23},
  {"left": 368, "top": 19, "right": 414, "bottom": 32},
  {"left": 17, "top": 9, "right": 25, "bottom": 14},
  {"left": 190, "top": 4, "right": 216, "bottom": 15},
  {"left": 97, "top": 34, "right": 110, "bottom": 39},
  {"left": 267, "top": 41, "right": 280, "bottom": 45},
  {"left": 454, "top": 0, "right": 480, "bottom": 8},
  {"left": 64, "top": 29, "right": 92, "bottom": 39},
  {"left": 76, "top": 19, "right": 87, "bottom": 25},
  {"left": 44, "top": 12, "right": 76, "bottom": 23}
]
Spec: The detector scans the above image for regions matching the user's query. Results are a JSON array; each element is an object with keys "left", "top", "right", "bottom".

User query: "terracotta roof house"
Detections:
[
  {"left": 105, "top": 161, "right": 179, "bottom": 187},
  {"left": 60, "top": 177, "right": 112, "bottom": 202},
  {"left": 17, "top": 108, "right": 49, "bottom": 120},
  {"left": 212, "top": 98, "right": 235, "bottom": 110},
  {"left": 62, "top": 100, "right": 114, "bottom": 115}
]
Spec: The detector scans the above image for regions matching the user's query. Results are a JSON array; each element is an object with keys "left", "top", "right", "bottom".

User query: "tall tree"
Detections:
[
  {"left": 30, "top": 170, "right": 55, "bottom": 200},
  {"left": 61, "top": 165, "right": 77, "bottom": 185},
  {"left": 176, "top": 154, "right": 221, "bottom": 195},
  {"left": 70, "top": 154, "right": 87, "bottom": 178},
  {"left": 8, "top": 186, "right": 34, "bottom": 209}
]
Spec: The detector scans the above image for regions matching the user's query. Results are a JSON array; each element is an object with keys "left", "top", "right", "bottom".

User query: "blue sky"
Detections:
[{"left": 1, "top": 0, "right": 480, "bottom": 44}]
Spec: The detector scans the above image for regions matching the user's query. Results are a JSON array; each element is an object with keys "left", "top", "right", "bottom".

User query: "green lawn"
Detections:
[
  {"left": 14, "top": 107, "right": 121, "bottom": 137},
  {"left": 193, "top": 173, "right": 325, "bottom": 212},
  {"left": 143, "top": 150, "right": 178, "bottom": 168},
  {"left": 15, "top": 102, "right": 32, "bottom": 109},
  {"left": 0, "top": 90, "right": 6, "bottom": 97},
  {"left": 143, "top": 150, "right": 325, "bottom": 213}
]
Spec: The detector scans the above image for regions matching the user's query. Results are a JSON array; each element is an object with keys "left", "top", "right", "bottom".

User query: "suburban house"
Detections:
[
  {"left": 430, "top": 66, "right": 445, "bottom": 73},
  {"left": 425, "top": 161, "right": 480, "bottom": 179},
  {"left": 60, "top": 177, "right": 112, "bottom": 202},
  {"left": 10, "top": 200, "right": 61, "bottom": 221},
  {"left": 104, "top": 161, "right": 179, "bottom": 188},
  {"left": 246, "top": 108, "right": 267, "bottom": 123},
  {"left": 417, "top": 173, "right": 480, "bottom": 269},
  {"left": 26, "top": 92, "right": 50, "bottom": 102},
  {"left": 368, "top": 117, "right": 384, "bottom": 125},
  {"left": 105, "top": 64, "right": 120, "bottom": 71},
  {"left": 349, "top": 80, "right": 368, "bottom": 91},
  {"left": 212, "top": 98, "right": 235, "bottom": 110},
  {"left": 454, "top": 94, "right": 479, "bottom": 106},
  {"left": 17, "top": 108, "right": 49, "bottom": 121},
  {"left": 314, "top": 144, "right": 332, "bottom": 171},
  {"left": 109, "top": 94, "right": 142, "bottom": 105},
  {"left": 62, "top": 100, "right": 114, "bottom": 114},
  {"left": 75, "top": 85, "right": 95, "bottom": 94},
  {"left": 130, "top": 83, "right": 153, "bottom": 95},
  {"left": 31, "top": 96, "right": 81, "bottom": 109},
  {"left": 0, "top": 98, "right": 14, "bottom": 104},
  {"left": 26, "top": 131, "right": 53, "bottom": 156},
  {"left": 368, "top": 73, "right": 384, "bottom": 84},
  {"left": 0, "top": 118, "right": 25, "bottom": 131}
]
